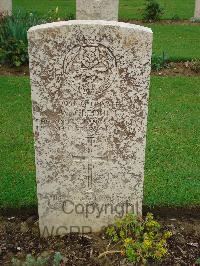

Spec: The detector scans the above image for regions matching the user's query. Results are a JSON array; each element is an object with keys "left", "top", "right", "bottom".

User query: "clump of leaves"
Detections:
[
  {"left": 196, "top": 257, "right": 200, "bottom": 265},
  {"left": 12, "top": 252, "right": 63, "bottom": 266},
  {"left": 191, "top": 59, "right": 200, "bottom": 73},
  {"left": 0, "top": 8, "right": 74, "bottom": 67},
  {"left": 53, "top": 252, "right": 63, "bottom": 266},
  {"left": 0, "top": 11, "right": 44, "bottom": 66},
  {"left": 190, "top": 17, "right": 200, "bottom": 23},
  {"left": 151, "top": 52, "right": 168, "bottom": 71},
  {"left": 100, "top": 213, "right": 172, "bottom": 264},
  {"left": 0, "top": 38, "right": 28, "bottom": 67},
  {"left": 171, "top": 14, "right": 181, "bottom": 21},
  {"left": 142, "top": 0, "right": 164, "bottom": 22},
  {"left": 12, "top": 254, "right": 49, "bottom": 266}
]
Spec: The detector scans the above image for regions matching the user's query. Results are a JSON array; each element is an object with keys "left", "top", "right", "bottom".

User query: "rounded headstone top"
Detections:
[{"left": 28, "top": 20, "right": 153, "bottom": 35}]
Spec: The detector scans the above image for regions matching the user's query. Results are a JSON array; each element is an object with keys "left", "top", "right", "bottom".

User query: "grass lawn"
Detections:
[
  {"left": 145, "top": 77, "right": 200, "bottom": 206},
  {"left": 13, "top": 0, "right": 195, "bottom": 20},
  {"left": 12, "top": 1, "right": 200, "bottom": 61},
  {"left": 150, "top": 24, "right": 200, "bottom": 61},
  {"left": 0, "top": 76, "right": 199, "bottom": 210}
]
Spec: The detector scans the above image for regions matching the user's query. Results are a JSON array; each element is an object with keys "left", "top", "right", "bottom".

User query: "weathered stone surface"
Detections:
[
  {"left": 0, "top": 0, "right": 12, "bottom": 16},
  {"left": 28, "top": 20, "right": 152, "bottom": 236},
  {"left": 76, "top": 0, "right": 119, "bottom": 21},
  {"left": 195, "top": 0, "right": 200, "bottom": 18}
]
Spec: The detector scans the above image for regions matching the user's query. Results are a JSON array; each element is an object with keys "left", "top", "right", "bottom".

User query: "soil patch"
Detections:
[
  {"left": 124, "top": 19, "right": 200, "bottom": 25},
  {"left": 0, "top": 215, "right": 199, "bottom": 265},
  {"left": 0, "top": 65, "right": 29, "bottom": 77},
  {"left": 152, "top": 62, "right": 200, "bottom": 77},
  {"left": 1, "top": 62, "right": 200, "bottom": 78}
]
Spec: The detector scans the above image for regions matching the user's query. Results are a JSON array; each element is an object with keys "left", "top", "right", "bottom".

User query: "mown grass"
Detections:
[
  {"left": 0, "top": 76, "right": 199, "bottom": 210},
  {"left": 13, "top": 0, "right": 195, "bottom": 20},
  {"left": 145, "top": 77, "right": 200, "bottom": 206},
  {"left": 0, "top": 77, "right": 36, "bottom": 209},
  {"left": 151, "top": 24, "right": 200, "bottom": 61},
  {"left": 12, "top": 1, "right": 200, "bottom": 61}
]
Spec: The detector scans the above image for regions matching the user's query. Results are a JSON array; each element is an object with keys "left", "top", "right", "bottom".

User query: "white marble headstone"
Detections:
[
  {"left": 76, "top": 0, "right": 119, "bottom": 21},
  {"left": 195, "top": 0, "right": 200, "bottom": 18},
  {"left": 0, "top": 0, "right": 12, "bottom": 16},
  {"left": 28, "top": 20, "right": 152, "bottom": 237}
]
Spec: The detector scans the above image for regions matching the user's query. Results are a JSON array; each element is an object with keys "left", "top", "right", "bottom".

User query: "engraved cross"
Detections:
[{"left": 72, "top": 136, "right": 109, "bottom": 188}]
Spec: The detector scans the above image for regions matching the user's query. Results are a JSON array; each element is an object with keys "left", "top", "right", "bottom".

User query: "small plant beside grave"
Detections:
[
  {"left": 196, "top": 257, "right": 200, "bottom": 265},
  {"left": 191, "top": 59, "right": 200, "bottom": 73},
  {"left": 0, "top": 11, "right": 43, "bottom": 66},
  {"left": 151, "top": 51, "right": 168, "bottom": 71},
  {"left": 99, "top": 213, "right": 172, "bottom": 264},
  {"left": 0, "top": 8, "right": 74, "bottom": 67},
  {"left": 142, "top": 0, "right": 164, "bottom": 22},
  {"left": 12, "top": 252, "right": 63, "bottom": 266}
]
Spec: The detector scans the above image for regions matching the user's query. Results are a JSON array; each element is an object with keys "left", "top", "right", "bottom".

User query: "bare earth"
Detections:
[
  {"left": 1, "top": 62, "right": 200, "bottom": 77},
  {"left": 0, "top": 215, "right": 199, "bottom": 265}
]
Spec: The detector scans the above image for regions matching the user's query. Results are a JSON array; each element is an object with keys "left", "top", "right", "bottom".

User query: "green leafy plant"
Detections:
[
  {"left": 196, "top": 257, "right": 200, "bottom": 265},
  {"left": 12, "top": 252, "right": 63, "bottom": 266},
  {"left": 99, "top": 213, "right": 172, "bottom": 264},
  {"left": 171, "top": 14, "right": 181, "bottom": 21},
  {"left": 0, "top": 8, "right": 74, "bottom": 67},
  {"left": 0, "top": 11, "right": 44, "bottom": 66},
  {"left": 142, "top": 0, "right": 164, "bottom": 22},
  {"left": 12, "top": 254, "right": 49, "bottom": 266},
  {"left": 191, "top": 59, "right": 200, "bottom": 73},
  {"left": 151, "top": 52, "right": 168, "bottom": 71},
  {"left": 0, "top": 38, "right": 28, "bottom": 66},
  {"left": 190, "top": 17, "right": 200, "bottom": 23},
  {"left": 53, "top": 252, "right": 63, "bottom": 266}
]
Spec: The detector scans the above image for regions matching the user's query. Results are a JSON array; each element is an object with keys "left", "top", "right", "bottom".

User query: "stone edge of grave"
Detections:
[
  {"left": 27, "top": 20, "right": 153, "bottom": 35},
  {"left": 1, "top": 206, "right": 200, "bottom": 219}
]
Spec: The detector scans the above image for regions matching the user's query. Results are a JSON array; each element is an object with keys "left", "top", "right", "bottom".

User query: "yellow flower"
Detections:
[
  {"left": 143, "top": 239, "right": 152, "bottom": 248},
  {"left": 164, "top": 231, "right": 173, "bottom": 239},
  {"left": 158, "top": 247, "right": 167, "bottom": 256},
  {"left": 124, "top": 238, "right": 134, "bottom": 245}
]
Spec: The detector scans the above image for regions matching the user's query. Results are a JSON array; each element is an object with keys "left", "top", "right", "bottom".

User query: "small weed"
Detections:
[
  {"left": 12, "top": 254, "right": 49, "bottom": 266},
  {"left": 99, "top": 213, "right": 172, "bottom": 264},
  {"left": 0, "top": 11, "right": 44, "bottom": 66},
  {"left": 0, "top": 8, "right": 74, "bottom": 67},
  {"left": 190, "top": 17, "right": 200, "bottom": 23},
  {"left": 171, "top": 14, "right": 181, "bottom": 21},
  {"left": 142, "top": 0, "right": 164, "bottom": 22},
  {"left": 191, "top": 59, "right": 200, "bottom": 73},
  {"left": 151, "top": 51, "right": 168, "bottom": 71},
  {"left": 53, "top": 252, "right": 63, "bottom": 266},
  {"left": 12, "top": 252, "right": 63, "bottom": 266},
  {"left": 196, "top": 257, "right": 200, "bottom": 265}
]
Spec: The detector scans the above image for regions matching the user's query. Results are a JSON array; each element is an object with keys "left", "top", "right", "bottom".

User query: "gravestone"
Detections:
[
  {"left": 28, "top": 20, "right": 152, "bottom": 236},
  {"left": 195, "top": 0, "right": 200, "bottom": 18},
  {"left": 76, "top": 0, "right": 119, "bottom": 21},
  {"left": 0, "top": 0, "right": 12, "bottom": 16}
]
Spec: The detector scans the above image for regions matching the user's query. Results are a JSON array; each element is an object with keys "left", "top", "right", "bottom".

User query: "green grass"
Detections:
[
  {"left": 0, "top": 76, "right": 199, "bottom": 210},
  {"left": 151, "top": 24, "right": 200, "bottom": 61},
  {"left": 0, "top": 77, "right": 36, "bottom": 209},
  {"left": 12, "top": 1, "right": 200, "bottom": 61},
  {"left": 119, "top": 0, "right": 195, "bottom": 20},
  {"left": 145, "top": 77, "right": 200, "bottom": 206},
  {"left": 13, "top": 0, "right": 195, "bottom": 20},
  {"left": 11, "top": 0, "right": 200, "bottom": 61}
]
